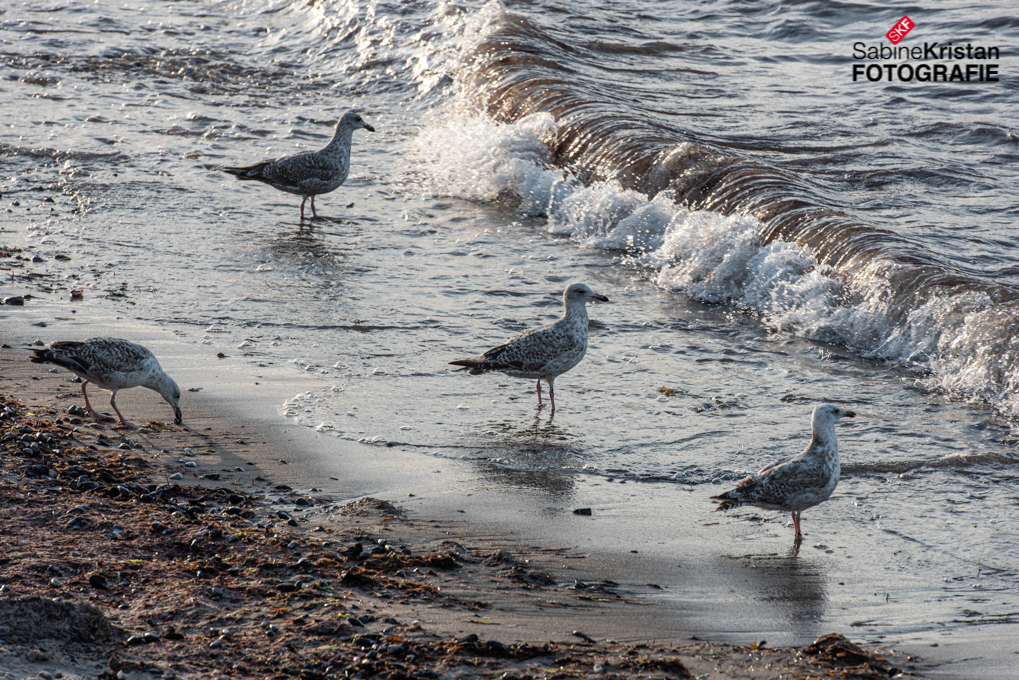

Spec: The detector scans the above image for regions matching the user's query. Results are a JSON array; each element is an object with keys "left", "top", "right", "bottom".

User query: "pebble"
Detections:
[
  {"left": 126, "top": 632, "right": 159, "bottom": 645},
  {"left": 170, "top": 473, "right": 184, "bottom": 480}
]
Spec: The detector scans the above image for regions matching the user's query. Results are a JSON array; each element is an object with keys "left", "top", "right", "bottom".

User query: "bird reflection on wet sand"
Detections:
[
  {"left": 723, "top": 548, "right": 829, "bottom": 634},
  {"left": 457, "top": 413, "right": 587, "bottom": 475}
]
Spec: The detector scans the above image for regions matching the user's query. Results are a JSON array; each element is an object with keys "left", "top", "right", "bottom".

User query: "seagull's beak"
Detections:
[
  {"left": 594, "top": 294, "right": 609, "bottom": 302},
  {"left": 364, "top": 123, "right": 376, "bottom": 133},
  {"left": 174, "top": 407, "right": 183, "bottom": 424},
  {"left": 844, "top": 411, "right": 857, "bottom": 418}
]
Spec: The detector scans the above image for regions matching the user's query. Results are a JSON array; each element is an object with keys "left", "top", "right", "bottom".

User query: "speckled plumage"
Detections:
[
  {"left": 29, "top": 338, "right": 182, "bottom": 427},
  {"left": 222, "top": 111, "right": 374, "bottom": 220},
  {"left": 712, "top": 404, "right": 856, "bottom": 540},
  {"left": 449, "top": 283, "right": 610, "bottom": 411}
]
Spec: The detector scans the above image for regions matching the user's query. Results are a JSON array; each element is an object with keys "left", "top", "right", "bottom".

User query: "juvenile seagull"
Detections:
[
  {"left": 449, "top": 283, "right": 609, "bottom": 411},
  {"left": 29, "top": 338, "right": 182, "bottom": 427},
  {"left": 222, "top": 111, "right": 375, "bottom": 220},
  {"left": 712, "top": 404, "right": 856, "bottom": 541}
]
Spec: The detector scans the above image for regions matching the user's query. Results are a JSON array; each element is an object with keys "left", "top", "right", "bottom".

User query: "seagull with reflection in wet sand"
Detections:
[
  {"left": 712, "top": 403, "right": 856, "bottom": 541},
  {"left": 223, "top": 111, "right": 375, "bottom": 220},
  {"left": 449, "top": 282, "right": 610, "bottom": 412}
]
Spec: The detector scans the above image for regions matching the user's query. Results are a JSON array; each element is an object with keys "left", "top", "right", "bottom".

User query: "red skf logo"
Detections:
[{"left": 886, "top": 16, "right": 914, "bottom": 44}]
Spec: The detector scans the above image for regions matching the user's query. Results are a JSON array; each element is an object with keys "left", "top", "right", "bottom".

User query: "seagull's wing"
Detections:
[
  {"left": 29, "top": 341, "right": 91, "bottom": 374},
  {"left": 450, "top": 323, "right": 564, "bottom": 374}
]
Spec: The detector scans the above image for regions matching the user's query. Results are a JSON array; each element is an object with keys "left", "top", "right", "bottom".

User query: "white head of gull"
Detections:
[
  {"left": 222, "top": 111, "right": 375, "bottom": 220},
  {"left": 29, "top": 338, "right": 182, "bottom": 428},
  {"left": 711, "top": 403, "right": 856, "bottom": 541},
  {"left": 449, "top": 282, "right": 610, "bottom": 412}
]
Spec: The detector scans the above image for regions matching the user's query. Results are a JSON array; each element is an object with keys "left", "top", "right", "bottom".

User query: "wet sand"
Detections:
[{"left": 2, "top": 299, "right": 1009, "bottom": 679}]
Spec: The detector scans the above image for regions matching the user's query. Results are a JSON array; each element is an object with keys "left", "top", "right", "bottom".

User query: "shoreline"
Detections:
[{"left": 0, "top": 308, "right": 940, "bottom": 679}]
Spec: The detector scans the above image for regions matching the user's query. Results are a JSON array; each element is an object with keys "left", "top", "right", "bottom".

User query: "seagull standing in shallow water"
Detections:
[
  {"left": 449, "top": 282, "right": 610, "bottom": 412},
  {"left": 222, "top": 111, "right": 375, "bottom": 220},
  {"left": 711, "top": 404, "right": 856, "bottom": 541},
  {"left": 29, "top": 338, "right": 182, "bottom": 427}
]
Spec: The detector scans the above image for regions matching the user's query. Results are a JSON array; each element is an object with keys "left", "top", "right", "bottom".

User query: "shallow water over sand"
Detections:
[{"left": 2, "top": 0, "right": 1019, "bottom": 667}]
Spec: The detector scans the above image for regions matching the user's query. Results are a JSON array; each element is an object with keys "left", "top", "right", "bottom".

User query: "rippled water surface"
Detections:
[{"left": 2, "top": 0, "right": 1019, "bottom": 649}]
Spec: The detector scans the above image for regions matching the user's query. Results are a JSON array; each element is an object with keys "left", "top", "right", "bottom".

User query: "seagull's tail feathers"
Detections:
[
  {"left": 711, "top": 494, "right": 745, "bottom": 512},
  {"left": 222, "top": 162, "right": 269, "bottom": 181},
  {"left": 448, "top": 359, "right": 488, "bottom": 376},
  {"left": 28, "top": 342, "right": 90, "bottom": 374},
  {"left": 450, "top": 344, "right": 522, "bottom": 375},
  {"left": 711, "top": 475, "right": 759, "bottom": 511}
]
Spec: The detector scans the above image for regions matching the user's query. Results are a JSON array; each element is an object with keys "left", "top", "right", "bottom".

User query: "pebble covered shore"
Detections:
[{"left": 0, "top": 386, "right": 934, "bottom": 680}]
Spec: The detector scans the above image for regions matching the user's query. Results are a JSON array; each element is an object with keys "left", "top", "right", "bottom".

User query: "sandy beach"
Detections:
[{"left": 0, "top": 299, "right": 956, "bottom": 680}]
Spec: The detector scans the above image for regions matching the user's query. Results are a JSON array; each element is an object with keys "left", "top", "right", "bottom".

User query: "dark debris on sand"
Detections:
[{"left": 0, "top": 393, "right": 932, "bottom": 679}]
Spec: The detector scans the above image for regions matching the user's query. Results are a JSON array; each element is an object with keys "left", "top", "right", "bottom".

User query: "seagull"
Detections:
[
  {"left": 222, "top": 111, "right": 375, "bottom": 220},
  {"left": 29, "top": 338, "right": 182, "bottom": 427},
  {"left": 449, "top": 282, "right": 609, "bottom": 411},
  {"left": 711, "top": 404, "right": 856, "bottom": 540}
]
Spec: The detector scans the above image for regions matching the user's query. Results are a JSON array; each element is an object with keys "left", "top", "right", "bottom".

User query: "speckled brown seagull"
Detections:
[
  {"left": 712, "top": 404, "right": 856, "bottom": 541},
  {"left": 449, "top": 282, "right": 609, "bottom": 411},
  {"left": 222, "top": 111, "right": 375, "bottom": 220},
  {"left": 29, "top": 338, "right": 182, "bottom": 427}
]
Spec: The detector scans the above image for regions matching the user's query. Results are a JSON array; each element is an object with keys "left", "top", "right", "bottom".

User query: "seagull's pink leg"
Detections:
[
  {"left": 81, "top": 381, "right": 106, "bottom": 422},
  {"left": 535, "top": 379, "right": 543, "bottom": 407},
  {"left": 109, "top": 391, "right": 136, "bottom": 428},
  {"left": 792, "top": 511, "right": 803, "bottom": 539},
  {"left": 549, "top": 381, "right": 556, "bottom": 412},
  {"left": 310, "top": 196, "right": 320, "bottom": 220},
  {"left": 300, "top": 196, "right": 307, "bottom": 220}
]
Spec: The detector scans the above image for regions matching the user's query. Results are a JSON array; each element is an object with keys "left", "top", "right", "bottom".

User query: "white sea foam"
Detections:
[{"left": 414, "top": 112, "right": 1019, "bottom": 417}]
